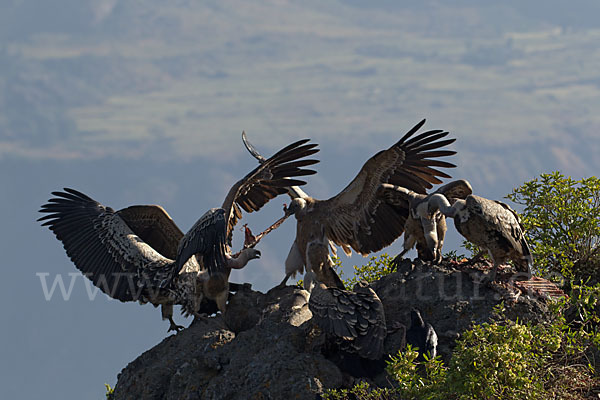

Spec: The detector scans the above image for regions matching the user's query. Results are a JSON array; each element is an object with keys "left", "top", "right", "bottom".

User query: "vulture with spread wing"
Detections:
[
  {"left": 243, "top": 119, "right": 457, "bottom": 289},
  {"left": 377, "top": 179, "right": 472, "bottom": 264},
  {"left": 427, "top": 190, "right": 533, "bottom": 281},
  {"left": 39, "top": 139, "right": 319, "bottom": 331}
]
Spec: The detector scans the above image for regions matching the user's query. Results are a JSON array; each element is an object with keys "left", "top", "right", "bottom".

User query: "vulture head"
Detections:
[
  {"left": 284, "top": 197, "right": 308, "bottom": 218},
  {"left": 227, "top": 248, "right": 261, "bottom": 270}
]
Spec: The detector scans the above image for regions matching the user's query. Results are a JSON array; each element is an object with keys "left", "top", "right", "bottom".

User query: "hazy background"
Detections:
[{"left": 1, "top": 1, "right": 599, "bottom": 398}]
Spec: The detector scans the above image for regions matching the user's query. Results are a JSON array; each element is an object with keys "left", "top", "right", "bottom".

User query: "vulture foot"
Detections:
[
  {"left": 167, "top": 317, "right": 184, "bottom": 333},
  {"left": 391, "top": 251, "right": 408, "bottom": 271},
  {"left": 274, "top": 273, "right": 291, "bottom": 290}
]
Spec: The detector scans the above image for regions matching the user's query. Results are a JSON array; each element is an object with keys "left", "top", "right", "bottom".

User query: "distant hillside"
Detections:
[{"left": 1, "top": 0, "right": 599, "bottom": 188}]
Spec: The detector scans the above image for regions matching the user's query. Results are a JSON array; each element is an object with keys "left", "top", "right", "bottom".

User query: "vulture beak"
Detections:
[
  {"left": 252, "top": 249, "right": 261, "bottom": 259},
  {"left": 283, "top": 203, "right": 293, "bottom": 217}
]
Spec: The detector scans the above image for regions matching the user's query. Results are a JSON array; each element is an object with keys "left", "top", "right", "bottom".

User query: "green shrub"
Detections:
[
  {"left": 344, "top": 253, "right": 395, "bottom": 288},
  {"left": 506, "top": 172, "right": 600, "bottom": 283},
  {"left": 444, "top": 320, "right": 557, "bottom": 399},
  {"left": 385, "top": 345, "right": 447, "bottom": 400},
  {"left": 322, "top": 381, "right": 397, "bottom": 400},
  {"left": 105, "top": 383, "right": 114, "bottom": 399}
]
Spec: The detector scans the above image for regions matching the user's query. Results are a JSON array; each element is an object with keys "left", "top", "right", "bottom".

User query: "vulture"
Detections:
[
  {"left": 427, "top": 190, "right": 533, "bottom": 281},
  {"left": 243, "top": 119, "right": 457, "bottom": 289},
  {"left": 406, "top": 308, "right": 438, "bottom": 361},
  {"left": 377, "top": 179, "right": 472, "bottom": 264},
  {"left": 38, "top": 139, "right": 319, "bottom": 331},
  {"left": 305, "top": 242, "right": 386, "bottom": 359}
]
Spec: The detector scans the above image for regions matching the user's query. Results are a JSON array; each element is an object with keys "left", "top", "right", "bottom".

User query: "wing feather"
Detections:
[
  {"left": 176, "top": 208, "right": 228, "bottom": 276},
  {"left": 39, "top": 188, "right": 174, "bottom": 302},
  {"left": 309, "top": 283, "right": 386, "bottom": 359},
  {"left": 221, "top": 138, "right": 320, "bottom": 243},
  {"left": 316, "top": 120, "right": 456, "bottom": 255},
  {"left": 117, "top": 205, "right": 184, "bottom": 259}
]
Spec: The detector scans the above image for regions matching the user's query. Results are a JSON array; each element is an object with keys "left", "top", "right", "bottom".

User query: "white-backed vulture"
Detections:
[
  {"left": 377, "top": 179, "right": 472, "bottom": 264},
  {"left": 406, "top": 308, "right": 438, "bottom": 360},
  {"left": 427, "top": 191, "right": 533, "bottom": 281},
  {"left": 39, "top": 139, "right": 319, "bottom": 331},
  {"left": 243, "top": 120, "right": 457, "bottom": 289}
]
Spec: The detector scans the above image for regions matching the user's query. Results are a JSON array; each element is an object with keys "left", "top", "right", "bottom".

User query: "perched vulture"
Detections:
[
  {"left": 427, "top": 190, "right": 533, "bottom": 281},
  {"left": 305, "top": 244, "right": 386, "bottom": 360},
  {"left": 377, "top": 179, "right": 472, "bottom": 264},
  {"left": 39, "top": 139, "right": 319, "bottom": 331},
  {"left": 406, "top": 308, "right": 438, "bottom": 361},
  {"left": 243, "top": 119, "right": 457, "bottom": 289}
]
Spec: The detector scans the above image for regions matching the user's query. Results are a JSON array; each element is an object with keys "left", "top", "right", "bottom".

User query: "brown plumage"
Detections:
[
  {"left": 428, "top": 191, "right": 533, "bottom": 281},
  {"left": 377, "top": 179, "right": 472, "bottom": 264},
  {"left": 39, "top": 138, "right": 319, "bottom": 332},
  {"left": 243, "top": 120, "right": 457, "bottom": 289}
]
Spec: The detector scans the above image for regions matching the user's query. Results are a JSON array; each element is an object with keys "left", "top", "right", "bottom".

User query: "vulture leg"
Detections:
[
  {"left": 278, "top": 240, "right": 303, "bottom": 289},
  {"left": 486, "top": 260, "right": 502, "bottom": 283},
  {"left": 434, "top": 215, "right": 446, "bottom": 264},
  {"left": 162, "top": 304, "right": 184, "bottom": 332},
  {"left": 167, "top": 316, "right": 184, "bottom": 332},
  {"left": 275, "top": 273, "right": 292, "bottom": 290},
  {"left": 391, "top": 248, "right": 410, "bottom": 270},
  {"left": 215, "top": 290, "right": 228, "bottom": 314}
]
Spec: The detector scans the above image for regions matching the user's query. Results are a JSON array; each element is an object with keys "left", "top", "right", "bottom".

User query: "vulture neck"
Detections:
[
  {"left": 227, "top": 248, "right": 257, "bottom": 270},
  {"left": 428, "top": 193, "right": 461, "bottom": 218},
  {"left": 287, "top": 186, "right": 309, "bottom": 200}
]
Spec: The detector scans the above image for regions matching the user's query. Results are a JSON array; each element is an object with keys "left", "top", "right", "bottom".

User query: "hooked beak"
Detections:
[{"left": 283, "top": 202, "right": 295, "bottom": 217}]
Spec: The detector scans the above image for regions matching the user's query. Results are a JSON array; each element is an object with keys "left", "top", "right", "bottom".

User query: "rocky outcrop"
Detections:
[{"left": 112, "top": 259, "right": 558, "bottom": 400}]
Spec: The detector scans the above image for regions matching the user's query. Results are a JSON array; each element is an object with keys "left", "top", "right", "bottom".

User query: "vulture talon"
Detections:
[
  {"left": 168, "top": 318, "right": 184, "bottom": 333},
  {"left": 390, "top": 253, "right": 407, "bottom": 271}
]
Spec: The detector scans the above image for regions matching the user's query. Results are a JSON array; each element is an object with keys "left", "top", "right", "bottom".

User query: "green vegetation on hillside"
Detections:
[{"left": 507, "top": 172, "right": 600, "bottom": 284}]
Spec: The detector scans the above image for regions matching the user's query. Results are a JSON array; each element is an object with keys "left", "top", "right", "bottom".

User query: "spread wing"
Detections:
[
  {"left": 318, "top": 119, "right": 457, "bottom": 255},
  {"left": 243, "top": 131, "right": 310, "bottom": 199},
  {"left": 118, "top": 205, "right": 184, "bottom": 259},
  {"left": 221, "top": 137, "right": 320, "bottom": 243},
  {"left": 176, "top": 139, "right": 319, "bottom": 275},
  {"left": 435, "top": 179, "right": 472, "bottom": 201},
  {"left": 176, "top": 208, "right": 228, "bottom": 276},
  {"left": 309, "top": 283, "right": 386, "bottom": 359},
  {"left": 38, "top": 188, "right": 174, "bottom": 302}
]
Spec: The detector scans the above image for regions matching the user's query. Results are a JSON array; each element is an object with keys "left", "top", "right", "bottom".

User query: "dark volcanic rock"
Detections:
[{"left": 112, "top": 259, "right": 553, "bottom": 399}]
